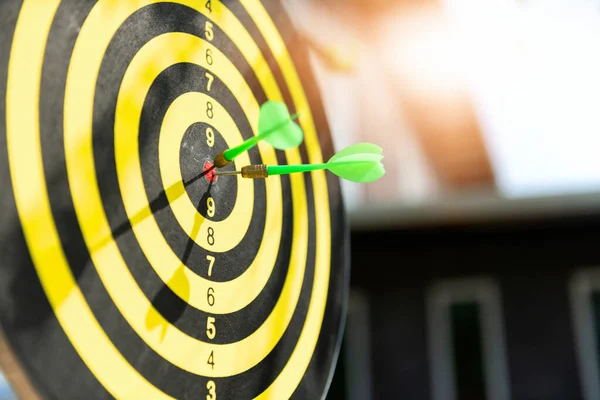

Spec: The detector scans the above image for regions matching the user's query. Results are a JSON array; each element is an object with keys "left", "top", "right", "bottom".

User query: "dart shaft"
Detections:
[
  {"left": 223, "top": 136, "right": 259, "bottom": 162},
  {"left": 215, "top": 170, "right": 241, "bottom": 176}
]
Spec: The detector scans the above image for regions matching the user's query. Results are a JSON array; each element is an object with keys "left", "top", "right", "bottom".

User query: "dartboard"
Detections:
[{"left": 0, "top": 1, "right": 349, "bottom": 399}]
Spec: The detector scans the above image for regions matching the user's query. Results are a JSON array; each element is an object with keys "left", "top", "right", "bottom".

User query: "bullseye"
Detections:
[{"left": 204, "top": 162, "right": 217, "bottom": 183}]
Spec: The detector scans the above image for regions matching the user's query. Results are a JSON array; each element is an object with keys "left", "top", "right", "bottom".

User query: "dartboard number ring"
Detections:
[{"left": 0, "top": 0, "right": 348, "bottom": 399}]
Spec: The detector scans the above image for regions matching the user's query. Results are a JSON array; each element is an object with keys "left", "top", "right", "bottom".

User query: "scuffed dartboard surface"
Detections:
[{"left": 0, "top": 0, "right": 349, "bottom": 399}]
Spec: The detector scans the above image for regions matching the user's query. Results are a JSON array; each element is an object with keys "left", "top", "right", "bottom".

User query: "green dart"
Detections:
[
  {"left": 216, "top": 143, "right": 385, "bottom": 183},
  {"left": 213, "top": 101, "right": 304, "bottom": 167}
]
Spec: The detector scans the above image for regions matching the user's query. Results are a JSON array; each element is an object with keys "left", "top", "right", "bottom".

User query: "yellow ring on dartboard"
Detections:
[
  {"left": 143, "top": 36, "right": 252, "bottom": 253},
  {"left": 242, "top": 1, "right": 332, "bottom": 397},
  {"left": 102, "top": 91, "right": 306, "bottom": 376},
  {"left": 7, "top": 1, "right": 171, "bottom": 398},
  {"left": 7, "top": 0, "right": 329, "bottom": 397},
  {"left": 117, "top": 39, "right": 255, "bottom": 254},
  {"left": 114, "top": 34, "right": 283, "bottom": 313},
  {"left": 62, "top": 3, "right": 308, "bottom": 377},
  {"left": 114, "top": 34, "right": 259, "bottom": 254},
  {"left": 158, "top": 93, "right": 252, "bottom": 249},
  {"left": 158, "top": 93, "right": 253, "bottom": 250}
]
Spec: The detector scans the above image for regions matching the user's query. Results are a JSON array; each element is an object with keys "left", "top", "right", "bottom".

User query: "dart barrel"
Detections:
[
  {"left": 0, "top": 1, "right": 349, "bottom": 399},
  {"left": 213, "top": 151, "right": 232, "bottom": 168},
  {"left": 241, "top": 164, "right": 269, "bottom": 179}
]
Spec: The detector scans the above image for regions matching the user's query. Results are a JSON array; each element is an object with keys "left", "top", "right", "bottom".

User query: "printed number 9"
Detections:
[
  {"left": 207, "top": 197, "right": 215, "bottom": 218},
  {"left": 206, "top": 127, "right": 214, "bottom": 147}
]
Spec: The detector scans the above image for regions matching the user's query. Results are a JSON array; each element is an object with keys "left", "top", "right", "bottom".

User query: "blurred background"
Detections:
[
  {"left": 283, "top": 0, "right": 600, "bottom": 399},
  {"left": 0, "top": 370, "right": 14, "bottom": 400},
  {"left": 287, "top": 0, "right": 600, "bottom": 208},
  {"left": 3, "top": 0, "right": 600, "bottom": 399}
]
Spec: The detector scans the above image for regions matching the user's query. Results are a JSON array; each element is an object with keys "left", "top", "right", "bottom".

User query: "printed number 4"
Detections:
[{"left": 207, "top": 351, "right": 215, "bottom": 369}]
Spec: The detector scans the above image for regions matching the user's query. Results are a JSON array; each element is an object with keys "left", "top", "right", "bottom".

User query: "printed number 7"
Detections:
[{"left": 207, "top": 255, "right": 215, "bottom": 276}]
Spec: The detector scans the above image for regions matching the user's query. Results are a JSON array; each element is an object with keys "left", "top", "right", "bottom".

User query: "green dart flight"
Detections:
[
  {"left": 213, "top": 101, "right": 303, "bottom": 167},
  {"left": 216, "top": 143, "right": 386, "bottom": 183}
]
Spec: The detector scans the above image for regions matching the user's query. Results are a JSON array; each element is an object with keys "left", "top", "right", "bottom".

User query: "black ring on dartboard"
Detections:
[
  {"left": 265, "top": 0, "right": 351, "bottom": 394},
  {"left": 137, "top": 64, "right": 269, "bottom": 281},
  {"left": 34, "top": 0, "right": 318, "bottom": 398},
  {"left": 0, "top": 7, "right": 109, "bottom": 399},
  {"left": 91, "top": 3, "right": 270, "bottom": 282},
  {"left": 99, "top": 64, "right": 292, "bottom": 342},
  {"left": 8, "top": 0, "right": 127, "bottom": 398},
  {"left": 0, "top": 0, "right": 350, "bottom": 399},
  {"left": 90, "top": 5, "right": 295, "bottom": 342},
  {"left": 240, "top": 0, "right": 350, "bottom": 396}
]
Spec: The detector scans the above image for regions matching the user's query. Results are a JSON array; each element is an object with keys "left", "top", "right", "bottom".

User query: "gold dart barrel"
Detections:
[
  {"left": 215, "top": 164, "right": 269, "bottom": 179},
  {"left": 213, "top": 151, "right": 232, "bottom": 168},
  {"left": 241, "top": 164, "right": 268, "bottom": 179}
]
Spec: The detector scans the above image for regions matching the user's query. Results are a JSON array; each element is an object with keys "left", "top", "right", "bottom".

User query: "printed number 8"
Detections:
[
  {"left": 207, "top": 227, "right": 215, "bottom": 246},
  {"left": 207, "top": 101, "right": 214, "bottom": 119}
]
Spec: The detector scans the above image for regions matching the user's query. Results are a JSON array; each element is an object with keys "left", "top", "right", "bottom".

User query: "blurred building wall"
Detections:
[{"left": 325, "top": 211, "right": 600, "bottom": 400}]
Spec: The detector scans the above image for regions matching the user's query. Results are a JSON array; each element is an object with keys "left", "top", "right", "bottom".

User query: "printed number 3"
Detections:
[{"left": 207, "top": 380, "right": 216, "bottom": 400}]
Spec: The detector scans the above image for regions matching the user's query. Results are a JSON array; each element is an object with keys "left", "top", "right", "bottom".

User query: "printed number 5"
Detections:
[
  {"left": 206, "top": 316, "right": 216, "bottom": 339},
  {"left": 205, "top": 21, "right": 214, "bottom": 41}
]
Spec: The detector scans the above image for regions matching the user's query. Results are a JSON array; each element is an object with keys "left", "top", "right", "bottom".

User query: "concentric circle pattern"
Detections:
[{"left": 0, "top": 0, "right": 349, "bottom": 399}]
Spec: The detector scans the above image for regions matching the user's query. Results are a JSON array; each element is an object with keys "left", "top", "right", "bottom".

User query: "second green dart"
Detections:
[
  {"left": 216, "top": 143, "right": 386, "bottom": 183},
  {"left": 213, "top": 100, "right": 303, "bottom": 167}
]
